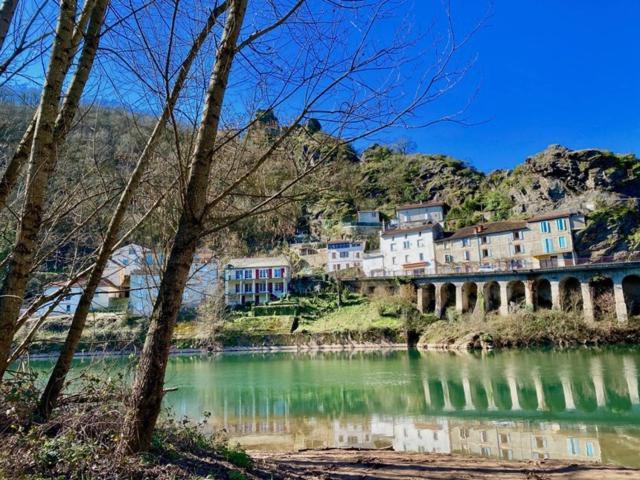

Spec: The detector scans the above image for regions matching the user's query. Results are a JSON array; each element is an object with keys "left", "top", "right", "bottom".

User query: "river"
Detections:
[{"left": 29, "top": 347, "right": 640, "bottom": 468}]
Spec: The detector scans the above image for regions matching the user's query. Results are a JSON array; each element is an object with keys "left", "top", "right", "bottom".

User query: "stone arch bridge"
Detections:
[{"left": 344, "top": 261, "right": 640, "bottom": 323}]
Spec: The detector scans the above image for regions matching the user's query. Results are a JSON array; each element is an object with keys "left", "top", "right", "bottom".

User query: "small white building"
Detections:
[
  {"left": 395, "top": 201, "right": 446, "bottom": 227},
  {"left": 356, "top": 210, "right": 381, "bottom": 225},
  {"left": 128, "top": 250, "right": 218, "bottom": 316},
  {"left": 224, "top": 256, "right": 291, "bottom": 306},
  {"left": 326, "top": 240, "right": 365, "bottom": 273},
  {"left": 36, "top": 278, "right": 117, "bottom": 317},
  {"left": 379, "top": 222, "right": 443, "bottom": 276},
  {"left": 362, "top": 251, "right": 384, "bottom": 277},
  {"left": 103, "top": 243, "right": 155, "bottom": 299}
]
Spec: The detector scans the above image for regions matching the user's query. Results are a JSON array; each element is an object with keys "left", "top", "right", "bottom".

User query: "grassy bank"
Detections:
[{"left": 419, "top": 310, "right": 640, "bottom": 350}]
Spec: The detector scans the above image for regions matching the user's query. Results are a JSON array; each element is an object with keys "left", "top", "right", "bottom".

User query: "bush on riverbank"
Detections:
[
  {"left": 0, "top": 367, "right": 265, "bottom": 480},
  {"left": 419, "top": 310, "right": 640, "bottom": 349}
]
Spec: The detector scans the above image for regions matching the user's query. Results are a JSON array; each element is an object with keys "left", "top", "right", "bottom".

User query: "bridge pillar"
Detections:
[
  {"left": 475, "top": 281, "right": 486, "bottom": 315},
  {"left": 499, "top": 281, "right": 509, "bottom": 316},
  {"left": 417, "top": 287, "right": 426, "bottom": 314},
  {"left": 613, "top": 277, "right": 628, "bottom": 323},
  {"left": 455, "top": 282, "right": 464, "bottom": 314},
  {"left": 550, "top": 280, "right": 561, "bottom": 310},
  {"left": 524, "top": 280, "right": 534, "bottom": 310},
  {"left": 581, "top": 281, "right": 595, "bottom": 322},
  {"left": 434, "top": 283, "right": 443, "bottom": 318}
]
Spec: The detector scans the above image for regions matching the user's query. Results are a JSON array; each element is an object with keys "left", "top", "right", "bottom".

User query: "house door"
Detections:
[{"left": 254, "top": 295, "right": 260, "bottom": 305}]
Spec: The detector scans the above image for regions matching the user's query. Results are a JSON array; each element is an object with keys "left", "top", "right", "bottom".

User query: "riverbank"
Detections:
[
  {"left": 16, "top": 291, "right": 640, "bottom": 357},
  {"left": 255, "top": 448, "right": 638, "bottom": 479}
]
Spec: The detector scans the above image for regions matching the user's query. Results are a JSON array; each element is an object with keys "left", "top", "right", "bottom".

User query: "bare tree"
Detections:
[
  {"left": 35, "top": 0, "right": 230, "bottom": 420},
  {"left": 118, "top": 0, "right": 475, "bottom": 453},
  {"left": 0, "top": 0, "right": 18, "bottom": 51},
  {"left": 0, "top": 0, "right": 109, "bottom": 379}
]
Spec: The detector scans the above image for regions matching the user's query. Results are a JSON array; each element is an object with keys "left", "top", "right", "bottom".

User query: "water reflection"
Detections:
[{"left": 28, "top": 347, "right": 640, "bottom": 468}]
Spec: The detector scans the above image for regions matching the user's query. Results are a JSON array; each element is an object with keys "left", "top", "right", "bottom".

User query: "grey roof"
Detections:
[{"left": 226, "top": 255, "right": 290, "bottom": 268}]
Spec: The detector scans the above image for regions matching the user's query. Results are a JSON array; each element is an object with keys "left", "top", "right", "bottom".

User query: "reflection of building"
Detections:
[
  {"left": 391, "top": 418, "right": 451, "bottom": 453},
  {"left": 449, "top": 420, "right": 601, "bottom": 463},
  {"left": 333, "top": 420, "right": 375, "bottom": 448}
]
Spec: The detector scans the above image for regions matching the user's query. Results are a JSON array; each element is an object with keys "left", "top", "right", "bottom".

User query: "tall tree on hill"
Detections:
[
  {"left": 119, "top": 0, "right": 476, "bottom": 453},
  {"left": 0, "top": 0, "right": 109, "bottom": 380}
]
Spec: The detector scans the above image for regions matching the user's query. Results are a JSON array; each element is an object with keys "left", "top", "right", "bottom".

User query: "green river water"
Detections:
[{"left": 30, "top": 347, "right": 640, "bottom": 468}]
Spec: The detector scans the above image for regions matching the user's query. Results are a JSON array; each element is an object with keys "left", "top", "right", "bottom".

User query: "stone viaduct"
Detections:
[{"left": 345, "top": 261, "right": 640, "bottom": 322}]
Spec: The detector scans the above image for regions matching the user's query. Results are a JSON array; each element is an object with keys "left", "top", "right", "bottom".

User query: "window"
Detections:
[
  {"left": 543, "top": 238, "right": 554, "bottom": 253},
  {"left": 404, "top": 255, "right": 409, "bottom": 263},
  {"left": 586, "top": 442, "right": 594, "bottom": 457},
  {"left": 419, "top": 253, "right": 424, "bottom": 261},
  {"left": 514, "top": 244, "right": 524, "bottom": 254},
  {"left": 481, "top": 447, "right": 492, "bottom": 457},
  {"left": 235, "top": 284, "right": 241, "bottom": 293},
  {"left": 392, "top": 257, "right": 396, "bottom": 265},
  {"left": 459, "top": 428, "right": 469, "bottom": 439},
  {"left": 568, "top": 438, "right": 580, "bottom": 456},
  {"left": 403, "top": 240, "right": 411, "bottom": 249},
  {"left": 482, "top": 248, "right": 490, "bottom": 258},
  {"left": 355, "top": 252, "right": 360, "bottom": 258},
  {"left": 259, "top": 268, "right": 269, "bottom": 278},
  {"left": 339, "top": 251, "right": 349, "bottom": 258},
  {"left": 500, "top": 433, "right": 510, "bottom": 444},
  {"left": 462, "top": 238, "right": 470, "bottom": 247},
  {"left": 558, "top": 236, "right": 567, "bottom": 249},
  {"left": 235, "top": 270, "right": 243, "bottom": 280},
  {"left": 417, "top": 239, "right": 425, "bottom": 247},
  {"left": 556, "top": 218, "right": 567, "bottom": 231},
  {"left": 540, "top": 221, "right": 551, "bottom": 233},
  {"left": 274, "top": 282, "right": 284, "bottom": 292},
  {"left": 445, "top": 254, "right": 453, "bottom": 263},
  {"left": 244, "top": 284, "right": 252, "bottom": 293},
  {"left": 66, "top": 304, "right": 71, "bottom": 312},
  {"left": 513, "top": 231, "right": 524, "bottom": 240},
  {"left": 433, "top": 432, "right": 438, "bottom": 440},
  {"left": 273, "top": 268, "right": 282, "bottom": 278},
  {"left": 463, "top": 251, "right": 470, "bottom": 261},
  {"left": 481, "top": 236, "right": 489, "bottom": 245},
  {"left": 332, "top": 252, "right": 336, "bottom": 259},
  {"left": 390, "top": 243, "right": 397, "bottom": 252},
  {"left": 244, "top": 269, "right": 252, "bottom": 279},
  {"left": 535, "top": 437, "right": 547, "bottom": 449},
  {"left": 258, "top": 282, "right": 267, "bottom": 293},
  {"left": 502, "top": 449, "right": 513, "bottom": 460},
  {"left": 480, "top": 431, "right": 488, "bottom": 442}
]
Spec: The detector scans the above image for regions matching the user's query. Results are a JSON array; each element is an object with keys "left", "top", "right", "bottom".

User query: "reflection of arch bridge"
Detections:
[{"left": 348, "top": 261, "right": 640, "bottom": 322}]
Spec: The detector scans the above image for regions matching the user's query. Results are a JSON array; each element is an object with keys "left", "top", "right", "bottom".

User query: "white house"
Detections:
[
  {"left": 103, "top": 243, "right": 154, "bottom": 299},
  {"left": 224, "top": 256, "right": 291, "bottom": 306},
  {"left": 128, "top": 249, "right": 218, "bottom": 316},
  {"left": 395, "top": 201, "right": 446, "bottom": 227},
  {"left": 326, "top": 240, "right": 365, "bottom": 273},
  {"left": 362, "top": 251, "right": 384, "bottom": 277},
  {"left": 36, "top": 278, "right": 118, "bottom": 317},
  {"left": 379, "top": 222, "right": 443, "bottom": 276}
]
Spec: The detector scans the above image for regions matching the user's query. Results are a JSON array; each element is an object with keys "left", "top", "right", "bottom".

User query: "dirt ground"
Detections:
[{"left": 252, "top": 448, "right": 640, "bottom": 479}]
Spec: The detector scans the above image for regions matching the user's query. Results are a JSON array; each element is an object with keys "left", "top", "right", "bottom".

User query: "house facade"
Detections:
[
  {"left": 362, "top": 251, "right": 384, "bottom": 277},
  {"left": 526, "top": 211, "right": 585, "bottom": 268},
  {"left": 326, "top": 240, "right": 365, "bottom": 273},
  {"left": 379, "top": 222, "right": 443, "bottom": 276},
  {"left": 224, "top": 256, "right": 291, "bottom": 306},
  {"left": 395, "top": 201, "right": 446, "bottom": 227},
  {"left": 435, "top": 220, "right": 531, "bottom": 272},
  {"left": 128, "top": 250, "right": 218, "bottom": 316},
  {"left": 36, "top": 278, "right": 117, "bottom": 317},
  {"left": 432, "top": 211, "right": 585, "bottom": 272}
]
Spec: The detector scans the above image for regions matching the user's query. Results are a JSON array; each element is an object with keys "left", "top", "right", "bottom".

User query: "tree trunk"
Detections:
[
  {"left": 0, "top": 0, "right": 18, "bottom": 51},
  {"left": 36, "top": 0, "right": 228, "bottom": 420},
  {"left": 118, "top": 0, "right": 248, "bottom": 454},
  {"left": 0, "top": 0, "right": 78, "bottom": 380}
]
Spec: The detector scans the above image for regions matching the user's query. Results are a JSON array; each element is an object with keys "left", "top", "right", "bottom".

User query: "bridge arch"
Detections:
[
  {"left": 484, "top": 281, "right": 500, "bottom": 313},
  {"left": 589, "top": 275, "right": 615, "bottom": 320},
  {"left": 533, "top": 278, "right": 552, "bottom": 310},
  {"left": 623, "top": 275, "right": 640, "bottom": 317},
  {"left": 420, "top": 283, "right": 436, "bottom": 313},
  {"left": 462, "top": 282, "right": 477, "bottom": 313},
  {"left": 441, "top": 283, "right": 456, "bottom": 313},
  {"left": 507, "top": 280, "right": 525, "bottom": 312},
  {"left": 560, "top": 276, "right": 583, "bottom": 312}
]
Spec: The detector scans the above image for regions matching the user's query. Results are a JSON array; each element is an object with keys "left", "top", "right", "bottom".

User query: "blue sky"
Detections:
[{"left": 382, "top": 0, "right": 640, "bottom": 171}]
